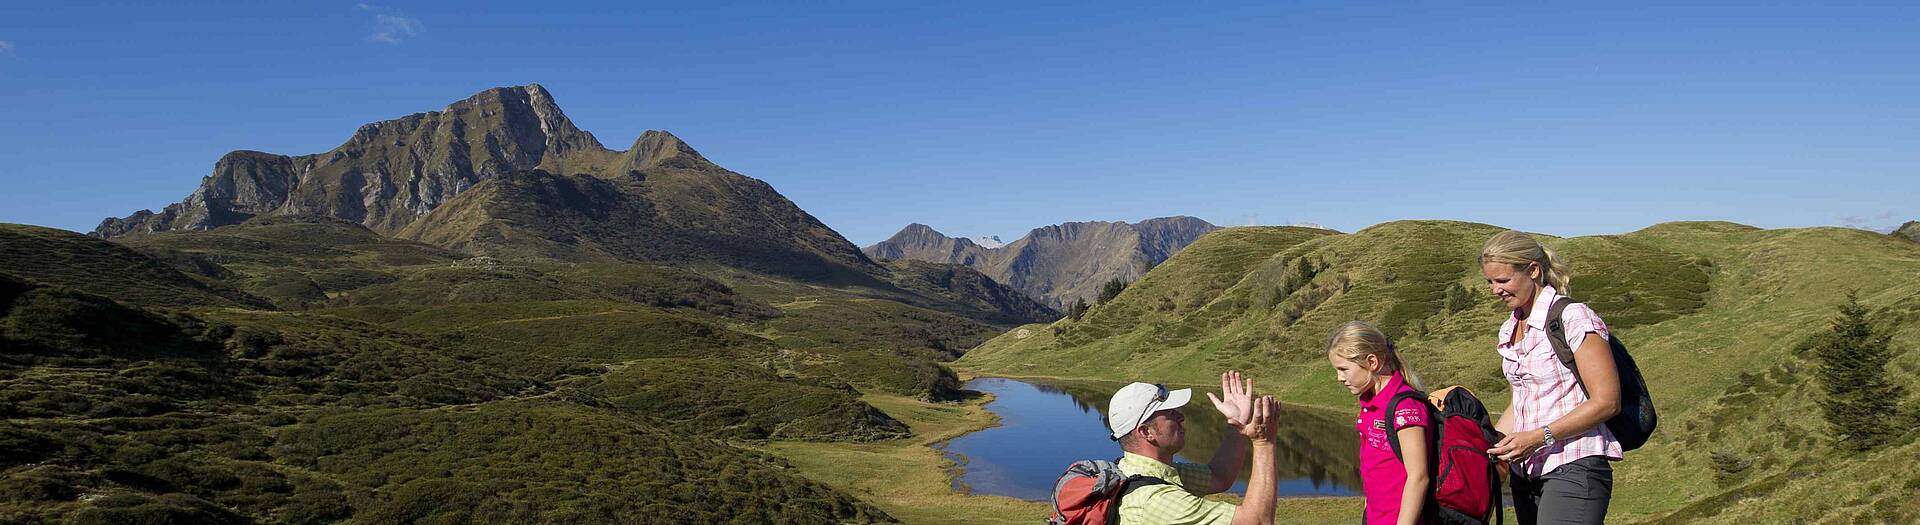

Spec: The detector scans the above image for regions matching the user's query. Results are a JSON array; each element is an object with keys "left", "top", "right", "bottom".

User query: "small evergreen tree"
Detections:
[
  {"left": 1443, "top": 282, "right": 1472, "bottom": 314},
  {"left": 1814, "top": 293, "right": 1904, "bottom": 452},
  {"left": 1067, "top": 298, "right": 1090, "bottom": 321},
  {"left": 1097, "top": 278, "right": 1129, "bottom": 305}
]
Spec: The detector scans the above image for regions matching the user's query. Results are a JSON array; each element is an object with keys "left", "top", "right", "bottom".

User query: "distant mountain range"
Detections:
[
  {"left": 968, "top": 235, "right": 1006, "bottom": 249},
  {"left": 863, "top": 217, "right": 1219, "bottom": 310},
  {"left": 87, "top": 83, "right": 1055, "bottom": 322}
]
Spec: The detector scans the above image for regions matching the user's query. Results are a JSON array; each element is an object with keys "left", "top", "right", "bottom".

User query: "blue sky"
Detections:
[{"left": 2, "top": 2, "right": 1916, "bottom": 246}]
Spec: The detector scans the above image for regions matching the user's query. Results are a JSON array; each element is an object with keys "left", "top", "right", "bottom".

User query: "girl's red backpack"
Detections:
[{"left": 1387, "top": 386, "right": 1503, "bottom": 525}]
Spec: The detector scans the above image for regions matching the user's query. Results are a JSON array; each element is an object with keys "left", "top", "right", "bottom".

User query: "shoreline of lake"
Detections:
[{"left": 940, "top": 376, "right": 1363, "bottom": 502}]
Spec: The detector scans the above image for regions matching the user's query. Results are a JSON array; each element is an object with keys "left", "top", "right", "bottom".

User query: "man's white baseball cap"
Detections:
[{"left": 1106, "top": 382, "right": 1191, "bottom": 440}]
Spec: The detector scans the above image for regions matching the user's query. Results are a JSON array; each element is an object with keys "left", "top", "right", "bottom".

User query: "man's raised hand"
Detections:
[{"left": 1207, "top": 370, "right": 1254, "bottom": 427}]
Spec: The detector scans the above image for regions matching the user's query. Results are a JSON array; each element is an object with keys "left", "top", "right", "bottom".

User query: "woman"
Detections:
[{"left": 1479, "top": 230, "right": 1622, "bottom": 524}]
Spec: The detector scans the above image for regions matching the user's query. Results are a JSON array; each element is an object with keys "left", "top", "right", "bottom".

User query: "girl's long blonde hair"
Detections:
[
  {"left": 1327, "top": 321, "right": 1419, "bottom": 389},
  {"left": 1478, "top": 230, "right": 1571, "bottom": 294}
]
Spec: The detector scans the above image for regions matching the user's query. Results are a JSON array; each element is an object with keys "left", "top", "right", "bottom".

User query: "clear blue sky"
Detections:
[{"left": 3, "top": 2, "right": 1917, "bottom": 246}]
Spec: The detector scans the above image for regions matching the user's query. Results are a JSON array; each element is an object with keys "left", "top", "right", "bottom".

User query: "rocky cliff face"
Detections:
[
  {"left": 96, "top": 84, "right": 607, "bottom": 237},
  {"left": 1896, "top": 221, "right": 1920, "bottom": 243},
  {"left": 94, "top": 84, "right": 884, "bottom": 282},
  {"left": 864, "top": 217, "right": 1219, "bottom": 309}
]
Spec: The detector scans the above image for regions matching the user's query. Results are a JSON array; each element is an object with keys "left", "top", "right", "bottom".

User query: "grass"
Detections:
[
  {"left": 0, "top": 224, "right": 272, "bottom": 309},
  {"left": 761, "top": 392, "right": 1049, "bottom": 524},
  {"left": 0, "top": 275, "right": 895, "bottom": 523}
]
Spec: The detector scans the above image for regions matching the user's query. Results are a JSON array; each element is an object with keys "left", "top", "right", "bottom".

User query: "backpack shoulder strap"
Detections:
[
  {"left": 1384, "top": 390, "right": 1429, "bottom": 462},
  {"left": 1118, "top": 475, "right": 1169, "bottom": 497},
  {"left": 1105, "top": 475, "right": 1170, "bottom": 525},
  {"left": 1543, "top": 296, "right": 1590, "bottom": 396}
]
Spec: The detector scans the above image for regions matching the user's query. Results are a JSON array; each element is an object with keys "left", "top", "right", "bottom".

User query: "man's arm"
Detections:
[
  {"left": 1205, "top": 371, "right": 1254, "bottom": 492},
  {"left": 1229, "top": 396, "right": 1279, "bottom": 525},
  {"left": 1206, "top": 431, "right": 1248, "bottom": 493}
]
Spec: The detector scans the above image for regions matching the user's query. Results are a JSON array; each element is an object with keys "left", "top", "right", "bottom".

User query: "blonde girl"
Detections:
[{"left": 1328, "top": 321, "right": 1431, "bottom": 525}]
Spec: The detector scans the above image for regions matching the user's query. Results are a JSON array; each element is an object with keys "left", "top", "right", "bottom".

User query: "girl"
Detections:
[
  {"left": 1329, "top": 321, "right": 1431, "bottom": 525},
  {"left": 1480, "top": 230, "right": 1622, "bottom": 525}
]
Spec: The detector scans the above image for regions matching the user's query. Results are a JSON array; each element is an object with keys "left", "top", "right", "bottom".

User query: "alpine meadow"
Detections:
[{"left": 4, "top": 70, "right": 1920, "bottom": 525}]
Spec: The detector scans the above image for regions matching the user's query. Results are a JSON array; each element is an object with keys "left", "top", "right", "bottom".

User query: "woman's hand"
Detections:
[{"left": 1486, "top": 428, "right": 1546, "bottom": 462}]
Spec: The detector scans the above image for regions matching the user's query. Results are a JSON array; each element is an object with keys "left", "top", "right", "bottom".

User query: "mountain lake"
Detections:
[{"left": 942, "top": 377, "right": 1363, "bottom": 501}]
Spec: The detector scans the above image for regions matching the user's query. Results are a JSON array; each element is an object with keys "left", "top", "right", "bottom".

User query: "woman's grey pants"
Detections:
[{"left": 1510, "top": 455, "right": 1613, "bottom": 525}]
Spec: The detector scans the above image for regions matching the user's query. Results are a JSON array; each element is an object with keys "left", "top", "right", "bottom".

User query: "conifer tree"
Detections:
[
  {"left": 1814, "top": 293, "right": 1904, "bottom": 451},
  {"left": 1097, "top": 278, "right": 1129, "bottom": 304}
]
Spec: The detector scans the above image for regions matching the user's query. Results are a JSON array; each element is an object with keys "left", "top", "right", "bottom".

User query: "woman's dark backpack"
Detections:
[
  {"left": 1387, "top": 386, "right": 1503, "bottom": 525},
  {"left": 1544, "top": 297, "right": 1658, "bottom": 451}
]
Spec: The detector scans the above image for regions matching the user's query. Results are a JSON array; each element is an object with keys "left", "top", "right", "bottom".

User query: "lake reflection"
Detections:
[{"left": 943, "top": 377, "right": 1361, "bottom": 501}]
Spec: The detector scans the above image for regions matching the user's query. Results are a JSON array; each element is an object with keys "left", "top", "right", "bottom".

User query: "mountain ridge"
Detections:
[{"left": 863, "top": 216, "right": 1219, "bottom": 309}]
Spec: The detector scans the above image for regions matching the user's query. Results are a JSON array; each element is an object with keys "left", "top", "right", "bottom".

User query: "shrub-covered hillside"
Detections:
[{"left": 0, "top": 273, "right": 896, "bottom": 523}]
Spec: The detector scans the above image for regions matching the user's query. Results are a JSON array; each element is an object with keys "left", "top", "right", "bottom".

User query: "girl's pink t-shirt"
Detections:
[{"left": 1354, "top": 370, "right": 1431, "bottom": 525}]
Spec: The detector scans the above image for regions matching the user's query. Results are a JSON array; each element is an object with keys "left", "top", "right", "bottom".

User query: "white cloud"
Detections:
[
  {"left": 357, "top": 5, "right": 421, "bottom": 44},
  {"left": 0, "top": 41, "right": 14, "bottom": 56},
  {"left": 1839, "top": 210, "right": 1901, "bottom": 233}
]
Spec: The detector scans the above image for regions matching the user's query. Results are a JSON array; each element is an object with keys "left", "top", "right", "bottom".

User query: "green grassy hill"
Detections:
[
  {"left": 0, "top": 224, "right": 273, "bottom": 309},
  {"left": 0, "top": 220, "right": 1045, "bottom": 522},
  {"left": 0, "top": 274, "right": 893, "bottom": 523},
  {"left": 112, "top": 216, "right": 460, "bottom": 308},
  {"left": 959, "top": 221, "right": 1920, "bottom": 523}
]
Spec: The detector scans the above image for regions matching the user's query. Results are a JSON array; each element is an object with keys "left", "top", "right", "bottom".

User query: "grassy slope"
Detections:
[
  {"left": 0, "top": 276, "right": 889, "bottom": 524},
  {"left": 3, "top": 221, "right": 1036, "bottom": 522},
  {"left": 959, "top": 221, "right": 1920, "bottom": 523},
  {"left": 0, "top": 224, "right": 273, "bottom": 309},
  {"left": 113, "top": 217, "right": 461, "bottom": 308}
]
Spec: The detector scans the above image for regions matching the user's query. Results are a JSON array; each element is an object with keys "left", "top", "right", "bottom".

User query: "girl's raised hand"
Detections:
[{"left": 1236, "top": 395, "right": 1280, "bottom": 443}]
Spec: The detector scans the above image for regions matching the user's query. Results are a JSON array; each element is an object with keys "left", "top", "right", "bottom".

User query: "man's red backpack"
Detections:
[
  {"left": 1046, "top": 459, "right": 1167, "bottom": 525},
  {"left": 1386, "top": 386, "right": 1503, "bottom": 525}
]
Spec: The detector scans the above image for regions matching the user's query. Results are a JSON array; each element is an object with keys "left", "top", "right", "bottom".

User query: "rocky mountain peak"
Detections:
[
  {"left": 627, "top": 130, "right": 713, "bottom": 170},
  {"left": 94, "top": 84, "right": 643, "bottom": 238}
]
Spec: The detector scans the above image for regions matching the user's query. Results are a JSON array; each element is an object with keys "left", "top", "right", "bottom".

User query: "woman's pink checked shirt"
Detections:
[{"left": 1497, "top": 285, "right": 1624, "bottom": 478}]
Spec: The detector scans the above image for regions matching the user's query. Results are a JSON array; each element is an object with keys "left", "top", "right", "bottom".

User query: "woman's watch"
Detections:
[{"left": 1541, "top": 426, "right": 1557, "bottom": 449}]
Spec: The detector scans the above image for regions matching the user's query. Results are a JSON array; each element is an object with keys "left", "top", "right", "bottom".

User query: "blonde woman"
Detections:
[{"left": 1479, "top": 231, "right": 1621, "bottom": 525}]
